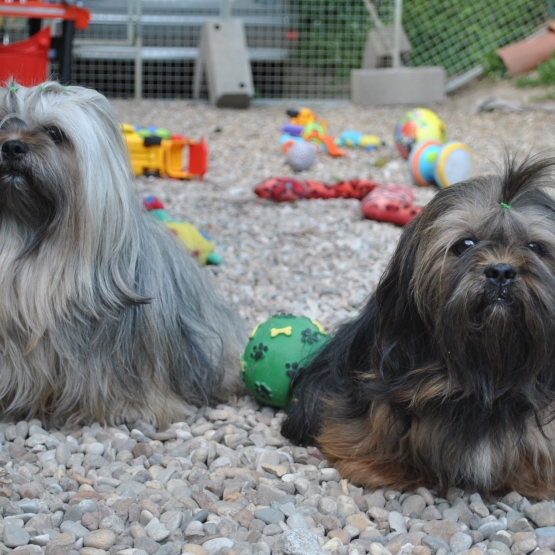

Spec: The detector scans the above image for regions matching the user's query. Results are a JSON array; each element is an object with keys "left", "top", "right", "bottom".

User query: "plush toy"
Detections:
[
  {"left": 254, "top": 177, "right": 422, "bottom": 226},
  {"left": 240, "top": 314, "right": 330, "bottom": 408},
  {"left": 143, "top": 196, "right": 221, "bottom": 265}
]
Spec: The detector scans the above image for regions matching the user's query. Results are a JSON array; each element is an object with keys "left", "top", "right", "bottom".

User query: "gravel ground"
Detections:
[{"left": 3, "top": 80, "right": 555, "bottom": 555}]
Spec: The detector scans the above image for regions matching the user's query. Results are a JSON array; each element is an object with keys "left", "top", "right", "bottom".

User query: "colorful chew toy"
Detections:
[
  {"left": 286, "top": 141, "right": 318, "bottom": 172},
  {"left": 336, "top": 130, "right": 385, "bottom": 151},
  {"left": 143, "top": 196, "right": 221, "bottom": 265},
  {"left": 254, "top": 177, "right": 421, "bottom": 226},
  {"left": 121, "top": 123, "right": 208, "bottom": 180},
  {"left": 286, "top": 108, "right": 327, "bottom": 131},
  {"left": 408, "top": 140, "right": 474, "bottom": 188},
  {"left": 301, "top": 122, "right": 347, "bottom": 158},
  {"left": 395, "top": 108, "right": 446, "bottom": 159},
  {"left": 240, "top": 314, "right": 330, "bottom": 408},
  {"left": 360, "top": 184, "right": 422, "bottom": 226},
  {"left": 255, "top": 177, "right": 379, "bottom": 202}
]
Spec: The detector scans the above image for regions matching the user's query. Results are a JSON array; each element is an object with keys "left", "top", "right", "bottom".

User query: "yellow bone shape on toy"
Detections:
[{"left": 270, "top": 326, "right": 293, "bottom": 337}]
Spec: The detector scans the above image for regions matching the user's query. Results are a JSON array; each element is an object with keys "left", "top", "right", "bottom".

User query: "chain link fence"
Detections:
[{"left": 0, "top": 0, "right": 549, "bottom": 99}]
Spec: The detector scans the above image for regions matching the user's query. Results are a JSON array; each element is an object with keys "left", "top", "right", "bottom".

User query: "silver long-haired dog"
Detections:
[{"left": 0, "top": 80, "right": 246, "bottom": 427}]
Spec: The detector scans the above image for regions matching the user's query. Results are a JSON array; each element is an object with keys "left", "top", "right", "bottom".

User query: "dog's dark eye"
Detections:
[
  {"left": 451, "top": 238, "right": 477, "bottom": 256},
  {"left": 527, "top": 242, "right": 546, "bottom": 257},
  {"left": 45, "top": 127, "right": 65, "bottom": 144}
]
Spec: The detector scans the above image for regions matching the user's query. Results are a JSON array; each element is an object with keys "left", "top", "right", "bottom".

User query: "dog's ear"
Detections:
[
  {"left": 371, "top": 216, "right": 434, "bottom": 384},
  {"left": 281, "top": 216, "right": 434, "bottom": 447}
]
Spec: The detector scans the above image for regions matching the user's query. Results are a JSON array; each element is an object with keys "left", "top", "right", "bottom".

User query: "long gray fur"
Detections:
[{"left": 0, "top": 80, "right": 246, "bottom": 427}]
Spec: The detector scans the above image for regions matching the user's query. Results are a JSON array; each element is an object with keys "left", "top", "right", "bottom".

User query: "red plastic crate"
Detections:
[{"left": 0, "top": 27, "right": 51, "bottom": 87}]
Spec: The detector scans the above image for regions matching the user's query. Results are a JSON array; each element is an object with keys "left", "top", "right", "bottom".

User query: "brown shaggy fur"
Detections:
[{"left": 282, "top": 154, "right": 555, "bottom": 498}]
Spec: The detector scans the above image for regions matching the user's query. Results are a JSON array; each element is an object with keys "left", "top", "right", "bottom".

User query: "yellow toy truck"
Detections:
[{"left": 121, "top": 124, "right": 208, "bottom": 180}]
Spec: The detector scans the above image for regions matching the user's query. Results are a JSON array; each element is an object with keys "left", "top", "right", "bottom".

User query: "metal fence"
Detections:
[{"left": 0, "top": 0, "right": 549, "bottom": 99}]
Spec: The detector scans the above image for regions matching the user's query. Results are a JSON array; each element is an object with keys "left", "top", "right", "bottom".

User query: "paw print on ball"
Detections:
[
  {"left": 301, "top": 328, "right": 320, "bottom": 345},
  {"left": 253, "top": 381, "right": 272, "bottom": 400},
  {"left": 285, "top": 361, "right": 300, "bottom": 379},
  {"left": 250, "top": 342, "right": 268, "bottom": 361}
]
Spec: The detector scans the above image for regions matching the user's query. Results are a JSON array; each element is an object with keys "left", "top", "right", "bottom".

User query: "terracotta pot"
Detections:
[{"left": 497, "top": 21, "right": 555, "bottom": 76}]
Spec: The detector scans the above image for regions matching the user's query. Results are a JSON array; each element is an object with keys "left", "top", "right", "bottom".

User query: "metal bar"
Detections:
[
  {"left": 392, "top": 0, "right": 402, "bottom": 68},
  {"left": 220, "top": 0, "right": 231, "bottom": 20},
  {"left": 445, "top": 65, "right": 484, "bottom": 93},
  {"left": 134, "top": 0, "right": 142, "bottom": 100}
]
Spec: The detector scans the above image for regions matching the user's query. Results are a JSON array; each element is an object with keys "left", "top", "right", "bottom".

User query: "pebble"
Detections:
[
  {"left": 4, "top": 524, "right": 31, "bottom": 548},
  {"left": 80, "top": 549, "right": 107, "bottom": 555},
  {"left": 287, "top": 513, "right": 310, "bottom": 529},
  {"left": 402, "top": 495, "right": 427, "bottom": 517},
  {"left": 389, "top": 512, "right": 408, "bottom": 533},
  {"left": 184, "top": 521, "right": 204, "bottom": 537},
  {"left": 479, "top": 521, "right": 507, "bottom": 539},
  {"left": 322, "top": 537, "right": 343, "bottom": 553},
  {"left": 83, "top": 530, "right": 116, "bottom": 550},
  {"left": 182, "top": 546, "right": 208, "bottom": 555},
  {"left": 202, "top": 537, "right": 234, "bottom": 551},
  {"left": 524, "top": 504, "right": 555, "bottom": 528},
  {"left": 337, "top": 496, "right": 358, "bottom": 518},
  {"left": 511, "top": 538, "right": 537, "bottom": 555},
  {"left": 423, "top": 522, "right": 463, "bottom": 542},
  {"left": 369, "top": 543, "right": 393, "bottom": 555},
  {"left": 449, "top": 532, "right": 473, "bottom": 553},
  {"left": 319, "top": 497, "right": 338, "bottom": 516},
  {"left": 538, "top": 528, "right": 555, "bottom": 538},
  {"left": 254, "top": 508, "right": 285, "bottom": 525},
  {"left": 85, "top": 443, "right": 105, "bottom": 456},
  {"left": 44, "top": 533, "right": 76, "bottom": 555},
  {"left": 330, "top": 528, "right": 351, "bottom": 544},
  {"left": 99, "top": 515, "right": 124, "bottom": 535},
  {"left": 60, "top": 521, "right": 89, "bottom": 539},
  {"left": 346, "top": 514, "right": 373, "bottom": 533},
  {"left": 273, "top": 529, "right": 325, "bottom": 555},
  {"left": 489, "top": 541, "right": 512, "bottom": 555},
  {"left": 145, "top": 518, "right": 170, "bottom": 542},
  {"left": 422, "top": 535, "right": 450, "bottom": 554},
  {"left": 133, "top": 537, "right": 160, "bottom": 554}
]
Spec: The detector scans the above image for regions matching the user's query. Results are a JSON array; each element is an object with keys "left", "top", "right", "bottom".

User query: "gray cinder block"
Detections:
[
  {"left": 193, "top": 19, "right": 254, "bottom": 109},
  {"left": 363, "top": 27, "right": 412, "bottom": 68},
  {"left": 351, "top": 67, "right": 446, "bottom": 106}
]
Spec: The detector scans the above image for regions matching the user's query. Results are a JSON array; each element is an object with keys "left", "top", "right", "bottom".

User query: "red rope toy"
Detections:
[{"left": 254, "top": 177, "right": 422, "bottom": 226}]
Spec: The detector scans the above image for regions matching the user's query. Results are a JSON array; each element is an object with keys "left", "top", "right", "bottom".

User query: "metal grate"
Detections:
[{"left": 1, "top": 0, "right": 548, "bottom": 99}]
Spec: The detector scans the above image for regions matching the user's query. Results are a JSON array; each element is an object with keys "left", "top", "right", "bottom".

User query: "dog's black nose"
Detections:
[
  {"left": 1, "top": 140, "right": 29, "bottom": 161},
  {"left": 485, "top": 263, "right": 517, "bottom": 286}
]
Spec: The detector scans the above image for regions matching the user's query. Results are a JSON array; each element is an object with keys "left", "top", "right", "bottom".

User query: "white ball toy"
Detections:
[{"left": 286, "top": 141, "right": 317, "bottom": 172}]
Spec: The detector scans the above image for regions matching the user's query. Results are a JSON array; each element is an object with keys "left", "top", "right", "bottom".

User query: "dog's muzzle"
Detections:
[
  {"left": 1, "top": 140, "right": 29, "bottom": 162},
  {"left": 484, "top": 263, "right": 516, "bottom": 301}
]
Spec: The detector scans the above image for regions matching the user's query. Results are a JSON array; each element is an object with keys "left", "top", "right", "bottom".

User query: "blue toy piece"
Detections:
[
  {"left": 337, "top": 130, "right": 385, "bottom": 151},
  {"left": 408, "top": 139, "right": 442, "bottom": 187},
  {"left": 434, "top": 141, "right": 474, "bottom": 189},
  {"left": 409, "top": 139, "right": 473, "bottom": 188},
  {"left": 279, "top": 133, "right": 304, "bottom": 149}
]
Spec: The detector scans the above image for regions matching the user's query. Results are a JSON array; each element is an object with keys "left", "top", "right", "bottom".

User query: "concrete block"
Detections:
[
  {"left": 363, "top": 27, "right": 411, "bottom": 69},
  {"left": 351, "top": 67, "right": 446, "bottom": 106},
  {"left": 193, "top": 19, "right": 254, "bottom": 108}
]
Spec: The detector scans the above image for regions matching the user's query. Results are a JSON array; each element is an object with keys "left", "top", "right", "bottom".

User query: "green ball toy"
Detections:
[{"left": 240, "top": 313, "right": 330, "bottom": 408}]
